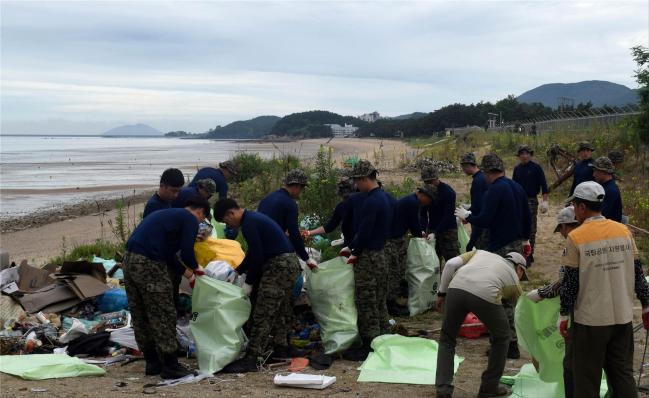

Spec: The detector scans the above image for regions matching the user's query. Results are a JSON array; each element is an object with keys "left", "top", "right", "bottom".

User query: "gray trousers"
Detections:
[{"left": 436, "top": 289, "right": 510, "bottom": 395}]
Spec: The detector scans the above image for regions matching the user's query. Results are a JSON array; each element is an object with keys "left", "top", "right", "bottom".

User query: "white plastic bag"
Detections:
[
  {"left": 204, "top": 261, "right": 236, "bottom": 283},
  {"left": 406, "top": 237, "right": 440, "bottom": 316},
  {"left": 59, "top": 318, "right": 88, "bottom": 344}
]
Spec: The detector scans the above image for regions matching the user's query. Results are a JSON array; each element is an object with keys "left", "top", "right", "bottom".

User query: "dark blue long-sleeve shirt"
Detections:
[
  {"left": 505, "top": 178, "right": 532, "bottom": 240},
  {"left": 422, "top": 182, "right": 457, "bottom": 234},
  {"left": 343, "top": 192, "right": 367, "bottom": 243},
  {"left": 143, "top": 193, "right": 170, "bottom": 218},
  {"left": 258, "top": 188, "right": 309, "bottom": 261},
  {"left": 601, "top": 179, "right": 623, "bottom": 222},
  {"left": 238, "top": 210, "right": 294, "bottom": 285},
  {"left": 323, "top": 199, "right": 354, "bottom": 244},
  {"left": 190, "top": 167, "right": 228, "bottom": 199},
  {"left": 126, "top": 208, "right": 200, "bottom": 270},
  {"left": 390, "top": 193, "right": 423, "bottom": 239},
  {"left": 467, "top": 170, "right": 489, "bottom": 249},
  {"left": 570, "top": 158, "right": 594, "bottom": 195},
  {"left": 350, "top": 187, "right": 392, "bottom": 255},
  {"left": 466, "top": 176, "right": 520, "bottom": 252},
  {"left": 512, "top": 161, "right": 549, "bottom": 197},
  {"left": 171, "top": 186, "right": 200, "bottom": 208}
]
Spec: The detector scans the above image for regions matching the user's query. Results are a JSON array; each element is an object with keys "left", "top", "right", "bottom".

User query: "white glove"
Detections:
[
  {"left": 339, "top": 246, "right": 351, "bottom": 257},
  {"left": 527, "top": 289, "right": 542, "bottom": 303},
  {"left": 460, "top": 203, "right": 471, "bottom": 210},
  {"left": 306, "top": 258, "right": 318, "bottom": 271},
  {"left": 539, "top": 201, "right": 549, "bottom": 214},
  {"left": 242, "top": 283, "right": 253, "bottom": 296},
  {"left": 454, "top": 207, "right": 471, "bottom": 221},
  {"left": 426, "top": 233, "right": 435, "bottom": 242}
]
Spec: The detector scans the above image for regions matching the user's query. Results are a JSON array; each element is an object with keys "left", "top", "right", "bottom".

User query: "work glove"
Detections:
[
  {"left": 539, "top": 200, "right": 549, "bottom": 214},
  {"left": 435, "top": 296, "right": 446, "bottom": 313},
  {"left": 460, "top": 203, "right": 471, "bottom": 210},
  {"left": 242, "top": 283, "right": 253, "bottom": 297},
  {"left": 557, "top": 315, "right": 570, "bottom": 339},
  {"left": 339, "top": 247, "right": 351, "bottom": 258},
  {"left": 301, "top": 229, "right": 311, "bottom": 238},
  {"left": 454, "top": 207, "right": 471, "bottom": 221},
  {"left": 526, "top": 289, "right": 542, "bottom": 303},
  {"left": 306, "top": 258, "right": 318, "bottom": 271},
  {"left": 643, "top": 307, "right": 649, "bottom": 331},
  {"left": 188, "top": 268, "right": 206, "bottom": 289},
  {"left": 426, "top": 233, "right": 435, "bottom": 242},
  {"left": 523, "top": 240, "right": 532, "bottom": 258},
  {"left": 346, "top": 255, "right": 358, "bottom": 265}
]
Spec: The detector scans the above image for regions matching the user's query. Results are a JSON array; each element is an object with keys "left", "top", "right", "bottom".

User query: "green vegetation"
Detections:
[
  {"left": 205, "top": 116, "right": 280, "bottom": 139},
  {"left": 631, "top": 45, "right": 649, "bottom": 143},
  {"left": 270, "top": 110, "right": 367, "bottom": 138},
  {"left": 50, "top": 237, "right": 122, "bottom": 265}
]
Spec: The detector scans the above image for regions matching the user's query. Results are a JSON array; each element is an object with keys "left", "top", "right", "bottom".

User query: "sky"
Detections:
[{"left": 1, "top": 0, "right": 647, "bottom": 135}]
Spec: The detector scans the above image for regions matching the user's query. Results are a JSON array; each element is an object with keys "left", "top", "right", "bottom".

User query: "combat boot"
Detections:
[
  {"left": 341, "top": 342, "right": 371, "bottom": 361},
  {"left": 387, "top": 300, "right": 410, "bottom": 317},
  {"left": 143, "top": 349, "right": 162, "bottom": 376},
  {"left": 271, "top": 345, "right": 306, "bottom": 360},
  {"left": 160, "top": 354, "right": 194, "bottom": 379},
  {"left": 220, "top": 355, "right": 259, "bottom": 373}
]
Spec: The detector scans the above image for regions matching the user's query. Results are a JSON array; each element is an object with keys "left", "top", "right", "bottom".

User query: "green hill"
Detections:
[
  {"left": 204, "top": 116, "right": 280, "bottom": 139},
  {"left": 517, "top": 80, "right": 639, "bottom": 108},
  {"left": 270, "top": 110, "right": 367, "bottom": 138}
]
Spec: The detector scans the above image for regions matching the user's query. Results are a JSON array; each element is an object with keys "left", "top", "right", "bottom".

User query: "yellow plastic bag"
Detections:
[{"left": 194, "top": 237, "right": 245, "bottom": 268}]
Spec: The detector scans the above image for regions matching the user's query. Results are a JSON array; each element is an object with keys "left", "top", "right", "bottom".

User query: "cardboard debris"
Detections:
[
  {"left": 17, "top": 261, "right": 53, "bottom": 292},
  {"left": 61, "top": 261, "right": 107, "bottom": 283}
]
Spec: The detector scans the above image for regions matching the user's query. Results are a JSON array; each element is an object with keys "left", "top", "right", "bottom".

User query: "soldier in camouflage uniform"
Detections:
[
  {"left": 340, "top": 160, "right": 393, "bottom": 361},
  {"left": 214, "top": 198, "right": 302, "bottom": 373},
  {"left": 459, "top": 153, "right": 489, "bottom": 251}
]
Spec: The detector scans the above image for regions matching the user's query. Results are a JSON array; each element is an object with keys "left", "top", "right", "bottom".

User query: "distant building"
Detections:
[
  {"left": 359, "top": 111, "right": 381, "bottom": 123},
  {"left": 324, "top": 123, "right": 359, "bottom": 137}
]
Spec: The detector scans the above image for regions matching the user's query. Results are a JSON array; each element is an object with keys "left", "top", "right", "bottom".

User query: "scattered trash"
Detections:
[
  {"left": 288, "top": 357, "right": 309, "bottom": 372},
  {"left": 274, "top": 373, "right": 337, "bottom": 389},
  {"left": 406, "top": 158, "right": 460, "bottom": 174},
  {"left": 30, "top": 388, "right": 48, "bottom": 393},
  {"left": 114, "top": 381, "right": 128, "bottom": 387},
  {"left": 142, "top": 387, "right": 157, "bottom": 394}
]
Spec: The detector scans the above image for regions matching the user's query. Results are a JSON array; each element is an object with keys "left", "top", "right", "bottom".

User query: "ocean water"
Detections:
[{"left": 0, "top": 135, "right": 319, "bottom": 218}]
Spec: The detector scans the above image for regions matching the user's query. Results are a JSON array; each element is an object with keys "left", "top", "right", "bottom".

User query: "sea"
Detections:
[{"left": 0, "top": 135, "right": 320, "bottom": 219}]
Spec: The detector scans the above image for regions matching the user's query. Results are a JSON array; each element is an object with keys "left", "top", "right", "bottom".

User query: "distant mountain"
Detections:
[
  {"left": 204, "top": 116, "right": 280, "bottom": 139},
  {"left": 270, "top": 110, "right": 367, "bottom": 138},
  {"left": 103, "top": 123, "right": 163, "bottom": 136},
  {"left": 517, "top": 80, "right": 639, "bottom": 108},
  {"left": 392, "top": 112, "right": 428, "bottom": 120}
]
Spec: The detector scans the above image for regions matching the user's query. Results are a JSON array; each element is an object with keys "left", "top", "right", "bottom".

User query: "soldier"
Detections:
[
  {"left": 569, "top": 141, "right": 595, "bottom": 195},
  {"left": 341, "top": 160, "right": 392, "bottom": 361},
  {"left": 304, "top": 178, "right": 355, "bottom": 246},
  {"left": 143, "top": 168, "right": 185, "bottom": 218},
  {"left": 189, "top": 160, "right": 237, "bottom": 200},
  {"left": 258, "top": 169, "right": 318, "bottom": 270},
  {"left": 171, "top": 179, "right": 216, "bottom": 208},
  {"left": 421, "top": 166, "right": 460, "bottom": 264},
  {"left": 512, "top": 145, "right": 549, "bottom": 264},
  {"left": 123, "top": 197, "right": 210, "bottom": 379},
  {"left": 608, "top": 150, "right": 624, "bottom": 170},
  {"left": 459, "top": 153, "right": 489, "bottom": 250},
  {"left": 590, "top": 157, "right": 622, "bottom": 222},
  {"left": 213, "top": 198, "right": 302, "bottom": 372},
  {"left": 385, "top": 184, "right": 437, "bottom": 316}
]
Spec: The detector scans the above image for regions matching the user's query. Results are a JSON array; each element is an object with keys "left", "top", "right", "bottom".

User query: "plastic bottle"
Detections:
[{"left": 24, "top": 331, "right": 42, "bottom": 353}]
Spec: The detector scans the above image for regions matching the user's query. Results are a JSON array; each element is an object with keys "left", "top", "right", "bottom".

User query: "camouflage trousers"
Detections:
[
  {"left": 528, "top": 197, "right": 539, "bottom": 255},
  {"left": 470, "top": 227, "right": 489, "bottom": 251},
  {"left": 354, "top": 249, "right": 389, "bottom": 343},
  {"left": 491, "top": 240, "right": 523, "bottom": 342},
  {"left": 435, "top": 228, "right": 460, "bottom": 264},
  {"left": 384, "top": 237, "right": 407, "bottom": 302},
  {"left": 247, "top": 253, "right": 301, "bottom": 358},
  {"left": 123, "top": 251, "right": 178, "bottom": 355}
]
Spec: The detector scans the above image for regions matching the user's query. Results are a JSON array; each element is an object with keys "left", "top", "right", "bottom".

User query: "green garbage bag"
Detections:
[
  {"left": 358, "top": 334, "right": 463, "bottom": 384},
  {"left": 305, "top": 256, "right": 359, "bottom": 354},
  {"left": 406, "top": 237, "right": 440, "bottom": 316},
  {"left": 190, "top": 275, "right": 251, "bottom": 374},
  {"left": 209, "top": 210, "right": 226, "bottom": 238},
  {"left": 0, "top": 354, "right": 105, "bottom": 380},
  {"left": 501, "top": 363, "right": 608, "bottom": 398},
  {"left": 457, "top": 220, "right": 469, "bottom": 254}
]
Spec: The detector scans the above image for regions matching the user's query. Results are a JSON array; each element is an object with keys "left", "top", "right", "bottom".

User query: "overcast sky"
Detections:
[{"left": 1, "top": 1, "right": 647, "bottom": 134}]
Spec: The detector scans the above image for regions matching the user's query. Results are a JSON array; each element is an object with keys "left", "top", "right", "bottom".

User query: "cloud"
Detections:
[{"left": 1, "top": 0, "right": 647, "bottom": 134}]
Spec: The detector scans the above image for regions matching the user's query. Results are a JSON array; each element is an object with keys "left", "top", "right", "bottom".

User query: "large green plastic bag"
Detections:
[
  {"left": 457, "top": 220, "right": 469, "bottom": 254},
  {"left": 305, "top": 256, "right": 359, "bottom": 354},
  {"left": 357, "top": 335, "right": 463, "bottom": 384},
  {"left": 406, "top": 237, "right": 440, "bottom": 316},
  {"left": 190, "top": 275, "right": 251, "bottom": 374},
  {"left": 0, "top": 354, "right": 105, "bottom": 380},
  {"left": 501, "top": 364, "right": 608, "bottom": 398}
]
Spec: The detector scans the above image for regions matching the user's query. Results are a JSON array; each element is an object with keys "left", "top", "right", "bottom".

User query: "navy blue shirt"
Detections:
[
  {"left": 143, "top": 193, "right": 170, "bottom": 218},
  {"left": 350, "top": 187, "right": 393, "bottom": 255},
  {"left": 468, "top": 170, "right": 489, "bottom": 248},
  {"left": 390, "top": 193, "right": 423, "bottom": 239},
  {"left": 570, "top": 158, "right": 594, "bottom": 195},
  {"left": 238, "top": 210, "right": 294, "bottom": 285},
  {"left": 323, "top": 199, "right": 354, "bottom": 245},
  {"left": 126, "top": 208, "right": 200, "bottom": 270},
  {"left": 601, "top": 179, "right": 623, "bottom": 222},
  {"left": 190, "top": 167, "right": 228, "bottom": 199},
  {"left": 504, "top": 178, "right": 532, "bottom": 240},
  {"left": 422, "top": 182, "right": 457, "bottom": 234},
  {"left": 172, "top": 186, "right": 200, "bottom": 208},
  {"left": 343, "top": 192, "right": 367, "bottom": 241},
  {"left": 467, "top": 176, "right": 520, "bottom": 252},
  {"left": 258, "top": 188, "right": 309, "bottom": 261},
  {"left": 512, "top": 161, "right": 548, "bottom": 197}
]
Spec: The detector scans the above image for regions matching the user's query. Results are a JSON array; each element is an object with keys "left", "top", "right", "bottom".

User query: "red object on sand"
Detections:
[{"left": 459, "top": 312, "right": 488, "bottom": 339}]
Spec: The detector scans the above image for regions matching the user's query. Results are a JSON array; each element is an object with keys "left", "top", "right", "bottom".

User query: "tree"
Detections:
[{"left": 631, "top": 45, "right": 649, "bottom": 143}]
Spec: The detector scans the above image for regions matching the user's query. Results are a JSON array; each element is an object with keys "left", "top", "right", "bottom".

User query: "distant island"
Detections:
[
  {"left": 517, "top": 80, "right": 638, "bottom": 108},
  {"left": 103, "top": 123, "right": 163, "bottom": 137}
]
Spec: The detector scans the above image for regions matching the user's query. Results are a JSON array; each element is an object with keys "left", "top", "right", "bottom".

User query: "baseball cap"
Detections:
[
  {"left": 567, "top": 181, "right": 605, "bottom": 203},
  {"left": 554, "top": 206, "right": 578, "bottom": 233},
  {"left": 504, "top": 252, "right": 528, "bottom": 280}
]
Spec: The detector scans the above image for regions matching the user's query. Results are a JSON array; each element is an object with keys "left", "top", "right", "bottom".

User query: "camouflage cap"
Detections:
[
  {"left": 590, "top": 156, "right": 615, "bottom": 174},
  {"left": 421, "top": 165, "right": 439, "bottom": 182},
  {"left": 517, "top": 144, "right": 534, "bottom": 156},
  {"left": 197, "top": 178, "right": 216, "bottom": 194},
  {"left": 284, "top": 168, "right": 309, "bottom": 186},
  {"left": 480, "top": 153, "right": 505, "bottom": 172},
  {"left": 459, "top": 152, "right": 477, "bottom": 165},
  {"left": 607, "top": 150, "right": 624, "bottom": 164},
  {"left": 417, "top": 184, "right": 438, "bottom": 201},
  {"left": 577, "top": 141, "right": 595, "bottom": 152},
  {"left": 337, "top": 178, "right": 354, "bottom": 196},
  {"left": 350, "top": 160, "right": 377, "bottom": 178},
  {"left": 219, "top": 160, "right": 238, "bottom": 175}
]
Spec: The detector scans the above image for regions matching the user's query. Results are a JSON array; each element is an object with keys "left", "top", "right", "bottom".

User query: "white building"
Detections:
[
  {"left": 359, "top": 111, "right": 381, "bottom": 123},
  {"left": 324, "top": 123, "right": 359, "bottom": 137}
]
